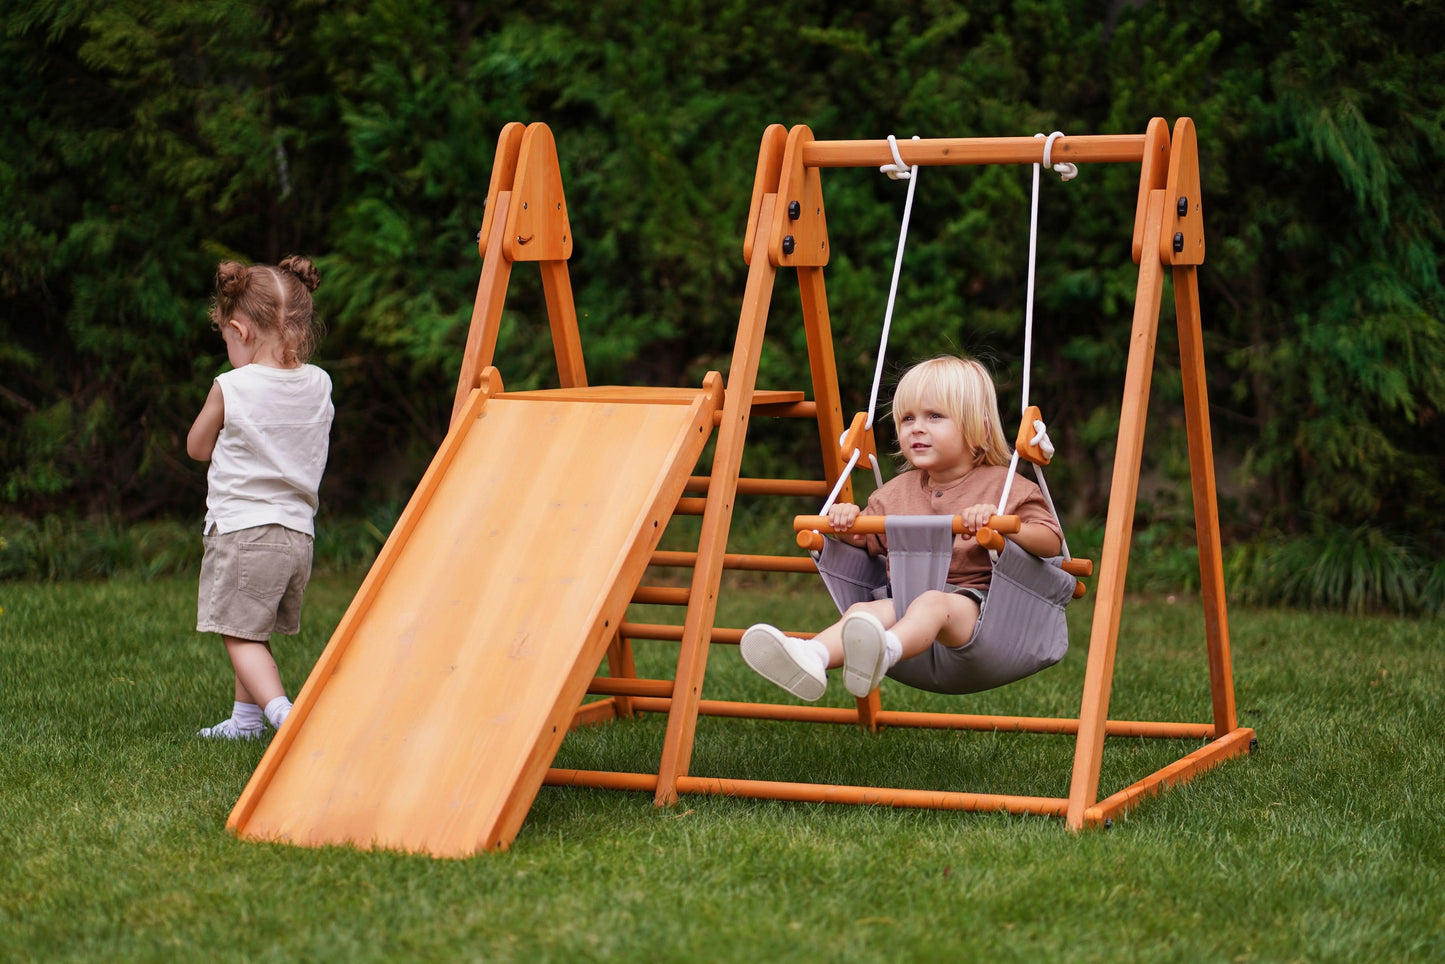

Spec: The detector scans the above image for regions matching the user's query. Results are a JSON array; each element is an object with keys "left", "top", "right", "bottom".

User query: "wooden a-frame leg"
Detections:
[
  {"left": 1066, "top": 189, "right": 1169, "bottom": 829},
  {"left": 654, "top": 196, "right": 780, "bottom": 805},
  {"left": 452, "top": 193, "right": 515, "bottom": 427},
  {"left": 540, "top": 259, "right": 588, "bottom": 389},
  {"left": 606, "top": 629, "right": 638, "bottom": 720},
  {"left": 1173, "top": 264, "right": 1238, "bottom": 735}
]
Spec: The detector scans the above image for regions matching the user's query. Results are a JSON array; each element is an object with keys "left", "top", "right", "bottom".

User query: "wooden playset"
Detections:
[{"left": 227, "top": 119, "right": 1253, "bottom": 856}]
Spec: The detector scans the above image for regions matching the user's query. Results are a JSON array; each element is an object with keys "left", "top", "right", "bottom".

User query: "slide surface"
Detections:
[{"left": 228, "top": 386, "right": 716, "bottom": 855}]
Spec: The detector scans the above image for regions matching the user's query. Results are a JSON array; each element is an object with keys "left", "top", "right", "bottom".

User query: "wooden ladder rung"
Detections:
[
  {"left": 684, "top": 476, "right": 830, "bottom": 498},
  {"left": 650, "top": 550, "right": 816, "bottom": 574},
  {"left": 586, "top": 676, "right": 674, "bottom": 698},
  {"left": 618, "top": 623, "right": 816, "bottom": 645},
  {"left": 632, "top": 586, "right": 690, "bottom": 606}
]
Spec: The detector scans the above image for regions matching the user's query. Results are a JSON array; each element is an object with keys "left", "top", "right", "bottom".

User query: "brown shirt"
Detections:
[{"left": 861, "top": 465, "right": 1062, "bottom": 591}]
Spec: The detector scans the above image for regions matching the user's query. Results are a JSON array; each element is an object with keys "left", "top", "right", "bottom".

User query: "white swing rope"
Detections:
[
  {"left": 995, "top": 131, "right": 1075, "bottom": 561},
  {"left": 818, "top": 133, "right": 920, "bottom": 515}
]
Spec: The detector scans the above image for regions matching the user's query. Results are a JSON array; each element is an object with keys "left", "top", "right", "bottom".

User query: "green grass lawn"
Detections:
[{"left": 2, "top": 571, "right": 1443, "bottom": 962}]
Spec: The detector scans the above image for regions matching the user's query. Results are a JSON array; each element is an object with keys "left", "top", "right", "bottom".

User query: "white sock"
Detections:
[
  {"left": 797, "top": 636, "right": 829, "bottom": 672},
  {"left": 232, "top": 700, "right": 264, "bottom": 729},
  {"left": 264, "top": 695, "right": 293, "bottom": 729},
  {"left": 883, "top": 631, "right": 904, "bottom": 669}
]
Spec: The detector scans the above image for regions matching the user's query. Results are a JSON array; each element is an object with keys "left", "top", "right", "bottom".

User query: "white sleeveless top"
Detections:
[{"left": 205, "top": 364, "right": 334, "bottom": 536}]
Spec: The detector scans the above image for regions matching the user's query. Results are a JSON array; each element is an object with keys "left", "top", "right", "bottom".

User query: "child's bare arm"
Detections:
[
  {"left": 186, "top": 383, "right": 225, "bottom": 461},
  {"left": 1012, "top": 521, "right": 1063, "bottom": 558},
  {"left": 961, "top": 502, "right": 1063, "bottom": 558},
  {"left": 827, "top": 502, "right": 869, "bottom": 547}
]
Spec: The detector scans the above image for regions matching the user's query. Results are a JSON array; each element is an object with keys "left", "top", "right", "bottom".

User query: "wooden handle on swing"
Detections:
[{"left": 793, "top": 514, "right": 1021, "bottom": 550}]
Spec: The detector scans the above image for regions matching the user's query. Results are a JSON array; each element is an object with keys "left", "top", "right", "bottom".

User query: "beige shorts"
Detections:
[{"left": 197, "top": 524, "right": 314, "bottom": 641}]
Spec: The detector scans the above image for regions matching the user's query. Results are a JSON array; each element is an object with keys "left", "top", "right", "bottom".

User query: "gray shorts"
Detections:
[{"left": 197, "top": 524, "right": 314, "bottom": 641}]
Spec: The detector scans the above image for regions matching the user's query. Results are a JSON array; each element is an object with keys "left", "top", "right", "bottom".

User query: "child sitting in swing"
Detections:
[{"left": 740, "top": 355, "right": 1063, "bottom": 701}]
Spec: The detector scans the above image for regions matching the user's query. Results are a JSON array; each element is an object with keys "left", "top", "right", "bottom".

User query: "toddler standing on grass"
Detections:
[
  {"left": 187, "top": 256, "right": 333, "bottom": 739},
  {"left": 740, "top": 355, "right": 1062, "bottom": 700}
]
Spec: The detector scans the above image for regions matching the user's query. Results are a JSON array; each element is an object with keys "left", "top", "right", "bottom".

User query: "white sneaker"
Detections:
[
  {"left": 197, "top": 717, "right": 268, "bottom": 740},
  {"left": 739, "top": 624, "right": 827, "bottom": 701},
  {"left": 841, "top": 611, "right": 890, "bottom": 698}
]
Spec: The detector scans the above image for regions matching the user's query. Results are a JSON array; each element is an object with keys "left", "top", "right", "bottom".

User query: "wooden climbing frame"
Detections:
[{"left": 527, "top": 117, "right": 1252, "bottom": 831}]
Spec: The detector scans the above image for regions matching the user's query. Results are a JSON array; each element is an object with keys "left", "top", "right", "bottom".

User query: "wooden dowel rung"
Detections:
[
  {"left": 631, "top": 586, "right": 689, "bottom": 606},
  {"left": 671, "top": 775, "right": 1071, "bottom": 816},
  {"left": 544, "top": 769, "right": 658, "bottom": 792},
  {"left": 649, "top": 550, "right": 816, "bottom": 573},
  {"left": 709, "top": 402, "right": 818, "bottom": 425},
  {"left": 685, "top": 476, "right": 831, "bottom": 498},
  {"left": 794, "top": 513, "right": 1020, "bottom": 535},
  {"left": 619, "top": 625, "right": 816, "bottom": 645},
  {"left": 586, "top": 677, "right": 674, "bottom": 698},
  {"left": 625, "top": 696, "right": 1217, "bottom": 739}
]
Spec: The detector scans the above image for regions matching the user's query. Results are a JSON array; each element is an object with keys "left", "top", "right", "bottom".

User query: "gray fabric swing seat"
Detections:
[{"left": 813, "top": 515, "right": 1077, "bottom": 695}]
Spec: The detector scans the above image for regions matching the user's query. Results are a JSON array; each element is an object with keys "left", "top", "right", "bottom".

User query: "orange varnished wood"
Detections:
[
  {"left": 603, "top": 630, "right": 638, "bottom": 719},
  {"left": 798, "top": 267, "right": 851, "bottom": 503},
  {"left": 792, "top": 514, "right": 1020, "bottom": 536},
  {"left": 1132, "top": 118, "right": 1171, "bottom": 265},
  {"left": 245, "top": 120, "right": 1249, "bottom": 849},
  {"left": 620, "top": 697, "right": 1220, "bottom": 739},
  {"left": 770, "top": 126, "right": 830, "bottom": 267},
  {"left": 452, "top": 192, "right": 516, "bottom": 425},
  {"left": 477, "top": 122, "right": 524, "bottom": 259},
  {"left": 228, "top": 387, "right": 493, "bottom": 839},
  {"left": 1162, "top": 118, "right": 1205, "bottom": 267},
  {"left": 838, "top": 411, "right": 879, "bottom": 477},
  {"left": 654, "top": 194, "right": 781, "bottom": 804},
  {"left": 570, "top": 700, "right": 621, "bottom": 728},
  {"left": 802, "top": 134, "right": 1148, "bottom": 169},
  {"left": 540, "top": 260, "right": 587, "bottom": 387},
  {"left": 743, "top": 124, "right": 787, "bottom": 265},
  {"left": 1066, "top": 189, "right": 1169, "bottom": 829},
  {"left": 1085, "top": 727, "right": 1254, "bottom": 826},
  {"left": 1015, "top": 405, "right": 1052, "bottom": 466},
  {"left": 496, "top": 387, "right": 801, "bottom": 407},
  {"left": 504, "top": 123, "right": 573, "bottom": 262},
  {"left": 1175, "top": 263, "right": 1237, "bottom": 734},
  {"left": 229, "top": 385, "right": 719, "bottom": 856}
]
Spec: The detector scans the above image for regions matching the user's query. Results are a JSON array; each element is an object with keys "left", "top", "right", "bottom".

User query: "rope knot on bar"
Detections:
[
  {"left": 879, "top": 134, "right": 920, "bottom": 180},
  {"left": 1037, "top": 131, "right": 1078, "bottom": 181}
]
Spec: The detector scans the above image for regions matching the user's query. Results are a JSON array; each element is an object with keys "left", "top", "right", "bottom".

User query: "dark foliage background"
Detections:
[{"left": 3, "top": 0, "right": 1442, "bottom": 604}]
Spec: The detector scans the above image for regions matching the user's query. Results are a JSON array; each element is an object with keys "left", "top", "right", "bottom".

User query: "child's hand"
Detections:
[
  {"left": 961, "top": 502, "right": 998, "bottom": 534},
  {"left": 827, "top": 502, "right": 862, "bottom": 532}
]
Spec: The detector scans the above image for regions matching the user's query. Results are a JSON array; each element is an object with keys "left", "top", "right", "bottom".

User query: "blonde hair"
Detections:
[
  {"left": 890, "top": 355, "right": 1011, "bottom": 467},
  {"left": 209, "top": 255, "right": 323, "bottom": 365}
]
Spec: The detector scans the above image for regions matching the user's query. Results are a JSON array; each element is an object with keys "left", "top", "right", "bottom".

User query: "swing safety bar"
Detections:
[{"left": 792, "top": 513, "right": 1019, "bottom": 552}]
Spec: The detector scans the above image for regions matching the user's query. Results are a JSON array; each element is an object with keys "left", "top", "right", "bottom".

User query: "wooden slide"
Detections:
[{"left": 226, "top": 374, "right": 721, "bottom": 856}]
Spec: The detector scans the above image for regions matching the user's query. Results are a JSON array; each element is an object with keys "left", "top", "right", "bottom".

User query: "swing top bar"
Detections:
[{"left": 801, "top": 134, "right": 1148, "bottom": 169}]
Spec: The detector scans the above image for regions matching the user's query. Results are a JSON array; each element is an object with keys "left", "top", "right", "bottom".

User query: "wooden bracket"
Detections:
[
  {"left": 837, "top": 411, "right": 879, "bottom": 472},
  {"left": 504, "top": 123, "right": 574, "bottom": 262},
  {"left": 1015, "top": 405, "right": 1052, "bottom": 466},
  {"left": 478, "top": 123, "right": 525, "bottom": 259},
  {"left": 1131, "top": 117, "right": 1171, "bottom": 265},
  {"left": 769, "top": 125, "right": 830, "bottom": 267},
  {"left": 743, "top": 124, "right": 788, "bottom": 265},
  {"left": 1162, "top": 117, "right": 1205, "bottom": 266}
]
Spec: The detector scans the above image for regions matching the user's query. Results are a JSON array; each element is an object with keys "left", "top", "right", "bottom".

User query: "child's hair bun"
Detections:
[
  {"left": 279, "top": 255, "right": 320, "bottom": 292},
  {"left": 216, "top": 261, "right": 250, "bottom": 299}
]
